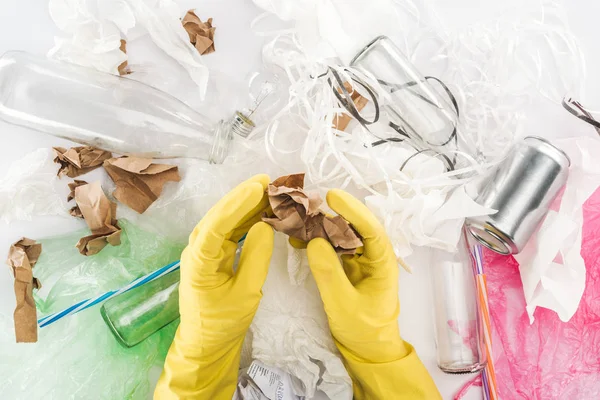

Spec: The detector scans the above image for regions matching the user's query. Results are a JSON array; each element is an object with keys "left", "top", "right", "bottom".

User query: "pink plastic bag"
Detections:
[{"left": 460, "top": 188, "right": 600, "bottom": 399}]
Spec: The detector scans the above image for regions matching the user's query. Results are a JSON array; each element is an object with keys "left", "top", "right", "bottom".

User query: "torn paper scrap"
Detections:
[
  {"left": 72, "top": 181, "right": 121, "bottom": 256},
  {"left": 182, "top": 10, "right": 216, "bottom": 55},
  {"left": 6, "top": 238, "right": 42, "bottom": 343},
  {"left": 68, "top": 180, "right": 88, "bottom": 218},
  {"left": 103, "top": 157, "right": 181, "bottom": 214},
  {"left": 53, "top": 146, "right": 112, "bottom": 178},
  {"left": 262, "top": 173, "right": 362, "bottom": 254},
  {"left": 118, "top": 39, "right": 130, "bottom": 75},
  {"left": 235, "top": 361, "right": 300, "bottom": 400},
  {"left": 333, "top": 82, "right": 369, "bottom": 131}
]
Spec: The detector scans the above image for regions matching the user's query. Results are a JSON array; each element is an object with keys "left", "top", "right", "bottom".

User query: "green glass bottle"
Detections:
[{"left": 100, "top": 269, "right": 180, "bottom": 348}]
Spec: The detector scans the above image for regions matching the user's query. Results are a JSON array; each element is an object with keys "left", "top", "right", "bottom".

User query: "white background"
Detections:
[{"left": 1, "top": 1, "right": 599, "bottom": 399}]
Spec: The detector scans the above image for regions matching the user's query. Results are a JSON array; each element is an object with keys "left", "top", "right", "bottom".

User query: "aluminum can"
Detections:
[{"left": 466, "top": 136, "right": 570, "bottom": 254}]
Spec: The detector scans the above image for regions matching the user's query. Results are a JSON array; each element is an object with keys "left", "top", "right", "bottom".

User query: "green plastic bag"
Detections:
[{"left": 0, "top": 220, "right": 184, "bottom": 399}]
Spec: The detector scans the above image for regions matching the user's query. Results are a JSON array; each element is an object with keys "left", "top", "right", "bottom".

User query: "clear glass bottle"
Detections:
[
  {"left": 350, "top": 36, "right": 477, "bottom": 166},
  {"left": 0, "top": 51, "right": 255, "bottom": 163},
  {"left": 430, "top": 234, "right": 487, "bottom": 373},
  {"left": 101, "top": 269, "right": 180, "bottom": 348}
]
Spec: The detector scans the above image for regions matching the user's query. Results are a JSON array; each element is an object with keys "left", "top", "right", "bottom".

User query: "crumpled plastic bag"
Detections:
[
  {"left": 242, "top": 233, "right": 353, "bottom": 399},
  {"left": 0, "top": 148, "right": 66, "bottom": 223},
  {"left": 49, "top": 0, "right": 209, "bottom": 98},
  {"left": 467, "top": 187, "right": 600, "bottom": 399},
  {"left": 0, "top": 220, "right": 184, "bottom": 399}
]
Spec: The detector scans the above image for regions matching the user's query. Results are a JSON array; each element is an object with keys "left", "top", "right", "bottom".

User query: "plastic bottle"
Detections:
[{"left": 0, "top": 51, "right": 254, "bottom": 162}]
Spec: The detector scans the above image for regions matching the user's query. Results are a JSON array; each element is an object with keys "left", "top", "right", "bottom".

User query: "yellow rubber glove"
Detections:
[
  {"left": 307, "top": 189, "right": 441, "bottom": 400},
  {"left": 154, "top": 174, "right": 274, "bottom": 400}
]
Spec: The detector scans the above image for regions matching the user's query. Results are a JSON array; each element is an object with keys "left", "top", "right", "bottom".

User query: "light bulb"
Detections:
[
  {"left": 224, "top": 69, "right": 285, "bottom": 140},
  {"left": 244, "top": 70, "right": 284, "bottom": 124}
]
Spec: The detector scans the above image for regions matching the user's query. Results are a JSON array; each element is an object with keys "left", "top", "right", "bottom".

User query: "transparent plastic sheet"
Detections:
[
  {"left": 0, "top": 148, "right": 66, "bottom": 223},
  {"left": 456, "top": 188, "right": 600, "bottom": 399},
  {"left": 0, "top": 220, "right": 184, "bottom": 399}
]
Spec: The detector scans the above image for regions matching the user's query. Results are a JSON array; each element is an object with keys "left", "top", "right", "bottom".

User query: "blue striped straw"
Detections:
[{"left": 38, "top": 260, "right": 180, "bottom": 328}]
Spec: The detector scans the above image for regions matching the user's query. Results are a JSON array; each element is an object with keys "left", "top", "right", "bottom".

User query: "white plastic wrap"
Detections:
[
  {"left": 48, "top": 0, "right": 209, "bottom": 98},
  {"left": 0, "top": 149, "right": 66, "bottom": 223},
  {"left": 242, "top": 233, "right": 353, "bottom": 399}
]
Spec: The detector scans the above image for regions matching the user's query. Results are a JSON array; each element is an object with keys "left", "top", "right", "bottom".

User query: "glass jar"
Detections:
[
  {"left": 430, "top": 235, "right": 487, "bottom": 373},
  {"left": 0, "top": 51, "right": 253, "bottom": 163},
  {"left": 101, "top": 269, "right": 180, "bottom": 348},
  {"left": 350, "top": 36, "right": 477, "bottom": 167}
]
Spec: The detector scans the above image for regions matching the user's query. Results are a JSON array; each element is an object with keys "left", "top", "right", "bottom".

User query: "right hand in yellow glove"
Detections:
[{"left": 307, "top": 189, "right": 441, "bottom": 399}]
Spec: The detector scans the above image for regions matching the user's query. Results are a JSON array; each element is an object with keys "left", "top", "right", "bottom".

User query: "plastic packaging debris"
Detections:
[
  {"left": 457, "top": 188, "right": 600, "bottom": 398},
  {"left": 124, "top": 0, "right": 209, "bottom": 98},
  {"left": 49, "top": 0, "right": 128, "bottom": 75},
  {"left": 0, "top": 51, "right": 228, "bottom": 161},
  {"left": 0, "top": 148, "right": 66, "bottom": 223},
  {"left": 48, "top": 0, "right": 209, "bottom": 98},
  {"left": 515, "top": 136, "right": 600, "bottom": 322},
  {"left": 366, "top": 184, "right": 494, "bottom": 262},
  {"left": 6, "top": 238, "right": 42, "bottom": 343},
  {"left": 243, "top": 233, "right": 353, "bottom": 399},
  {"left": 0, "top": 220, "right": 184, "bottom": 399}
]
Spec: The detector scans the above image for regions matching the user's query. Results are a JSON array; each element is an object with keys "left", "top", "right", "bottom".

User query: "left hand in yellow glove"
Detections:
[{"left": 154, "top": 174, "right": 274, "bottom": 400}]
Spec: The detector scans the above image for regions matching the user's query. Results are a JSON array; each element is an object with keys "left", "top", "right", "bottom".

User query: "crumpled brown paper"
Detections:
[
  {"left": 53, "top": 146, "right": 112, "bottom": 178},
  {"left": 182, "top": 10, "right": 216, "bottom": 55},
  {"left": 71, "top": 181, "right": 121, "bottom": 256},
  {"left": 333, "top": 82, "right": 369, "bottom": 131},
  {"left": 103, "top": 157, "right": 181, "bottom": 214},
  {"left": 6, "top": 238, "right": 42, "bottom": 343},
  {"left": 118, "top": 39, "right": 130, "bottom": 76},
  {"left": 262, "top": 173, "right": 363, "bottom": 254},
  {"left": 67, "top": 180, "right": 88, "bottom": 218}
]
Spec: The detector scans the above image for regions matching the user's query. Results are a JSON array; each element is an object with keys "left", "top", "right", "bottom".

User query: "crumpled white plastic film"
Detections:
[
  {"left": 48, "top": 0, "right": 209, "bottom": 98},
  {"left": 0, "top": 148, "right": 66, "bottom": 223},
  {"left": 516, "top": 136, "right": 600, "bottom": 323},
  {"left": 49, "top": 0, "right": 129, "bottom": 74},
  {"left": 123, "top": 0, "right": 209, "bottom": 98},
  {"left": 246, "top": 234, "right": 352, "bottom": 399}
]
